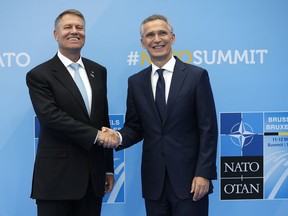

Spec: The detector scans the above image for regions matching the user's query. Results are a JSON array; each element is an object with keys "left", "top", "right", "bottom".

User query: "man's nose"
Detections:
[
  {"left": 71, "top": 26, "right": 78, "bottom": 33},
  {"left": 154, "top": 34, "right": 162, "bottom": 42}
]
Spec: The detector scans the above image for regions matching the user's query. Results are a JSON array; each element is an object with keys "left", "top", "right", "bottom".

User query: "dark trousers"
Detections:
[
  {"left": 36, "top": 181, "right": 102, "bottom": 216},
  {"left": 145, "top": 173, "right": 209, "bottom": 216}
]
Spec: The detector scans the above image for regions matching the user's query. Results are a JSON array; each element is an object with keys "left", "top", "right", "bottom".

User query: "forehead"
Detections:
[
  {"left": 59, "top": 14, "right": 84, "bottom": 25},
  {"left": 143, "top": 19, "right": 170, "bottom": 33}
]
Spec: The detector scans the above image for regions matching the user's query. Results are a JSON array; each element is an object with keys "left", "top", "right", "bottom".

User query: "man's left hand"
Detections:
[
  {"left": 190, "top": 176, "right": 209, "bottom": 201},
  {"left": 105, "top": 174, "right": 114, "bottom": 194}
]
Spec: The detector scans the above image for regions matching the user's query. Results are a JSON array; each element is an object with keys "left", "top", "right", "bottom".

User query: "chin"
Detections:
[{"left": 152, "top": 53, "right": 168, "bottom": 60}]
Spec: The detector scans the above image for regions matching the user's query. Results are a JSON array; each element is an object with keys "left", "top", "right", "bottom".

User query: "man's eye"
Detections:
[
  {"left": 146, "top": 33, "right": 154, "bottom": 38},
  {"left": 159, "top": 31, "right": 167, "bottom": 35},
  {"left": 63, "top": 26, "right": 72, "bottom": 29},
  {"left": 76, "top": 26, "right": 84, "bottom": 30}
]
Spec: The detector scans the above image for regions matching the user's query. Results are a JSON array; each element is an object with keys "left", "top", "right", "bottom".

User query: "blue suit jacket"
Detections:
[{"left": 119, "top": 57, "right": 218, "bottom": 200}]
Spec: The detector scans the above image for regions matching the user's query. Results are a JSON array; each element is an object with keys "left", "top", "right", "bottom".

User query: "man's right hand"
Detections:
[{"left": 97, "top": 127, "right": 120, "bottom": 148}]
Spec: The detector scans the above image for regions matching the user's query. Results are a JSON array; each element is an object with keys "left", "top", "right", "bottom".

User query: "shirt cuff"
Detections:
[
  {"left": 94, "top": 131, "right": 98, "bottom": 144},
  {"left": 116, "top": 131, "right": 123, "bottom": 145}
]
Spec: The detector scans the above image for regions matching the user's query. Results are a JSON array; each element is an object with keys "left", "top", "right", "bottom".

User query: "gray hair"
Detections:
[
  {"left": 54, "top": 9, "right": 86, "bottom": 30},
  {"left": 140, "top": 14, "right": 173, "bottom": 38}
]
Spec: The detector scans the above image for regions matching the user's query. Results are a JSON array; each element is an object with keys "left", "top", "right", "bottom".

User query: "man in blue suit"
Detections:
[{"left": 102, "top": 14, "right": 218, "bottom": 216}]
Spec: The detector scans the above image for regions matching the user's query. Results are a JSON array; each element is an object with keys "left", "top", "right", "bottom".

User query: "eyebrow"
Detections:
[{"left": 145, "top": 30, "right": 169, "bottom": 37}]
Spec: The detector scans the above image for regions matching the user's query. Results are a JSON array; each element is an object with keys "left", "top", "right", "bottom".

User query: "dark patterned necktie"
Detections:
[{"left": 155, "top": 69, "right": 166, "bottom": 122}]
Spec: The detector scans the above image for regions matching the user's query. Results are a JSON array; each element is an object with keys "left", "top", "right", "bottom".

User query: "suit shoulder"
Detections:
[
  {"left": 82, "top": 57, "right": 107, "bottom": 71},
  {"left": 31, "top": 57, "right": 55, "bottom": 69},
  {"left": 27, "top": 58, "right": 56, "bottom": 76},
  {"left": 175, "top": 57, "right": 207, "bottom": 75},
  {"left": 128, "top": 66, "right": 150, "bottom": 80},
  {"left": 184, "top": 62, "right": 206, "bottom": 73}
]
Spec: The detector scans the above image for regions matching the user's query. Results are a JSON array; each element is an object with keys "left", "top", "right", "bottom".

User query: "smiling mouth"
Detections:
[
  {"left": 68, "top": 37, "right": 80, "bottom": 41},
  {"left": 153, "top": 45, "right": 165, "bottom": 49}
]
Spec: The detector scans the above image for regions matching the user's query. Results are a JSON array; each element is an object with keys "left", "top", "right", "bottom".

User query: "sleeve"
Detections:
[
  {"left": 117, "top": 77, "right": 143, "bottom": 150},
  {"left": 194, "top": 70, "right": 218, "bottom": 180},
  {"left": 26, "top": 67, "right": 98, "bottom": 151}
]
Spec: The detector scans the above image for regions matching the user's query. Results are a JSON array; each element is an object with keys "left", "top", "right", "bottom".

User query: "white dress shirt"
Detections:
[
  {"left": 151, "top": 56, "right": 176, "bottom": 103},
  {"left": 57, "top": 51, "right": 92, "bottom": 112}
]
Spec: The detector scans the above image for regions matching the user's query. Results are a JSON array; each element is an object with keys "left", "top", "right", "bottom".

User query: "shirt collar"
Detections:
[
  {"left": 57, "top": 51, "right": 84, "bottom": 69},
  {"left": 152, "top": 56, "right": 176, "bottom": 75}
]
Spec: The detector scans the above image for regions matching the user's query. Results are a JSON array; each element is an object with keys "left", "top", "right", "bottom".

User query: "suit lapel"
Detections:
[
  {"left": 51, "top": 55, "right": 90, "bottom": 118},
  {"left": 84, "top": 62, "right": 98, "bottom": 119},
  {"left": 141, "top": 66, "right": 163, "bottom": 124},
  {"left": 164, "top": 58, "right": 187, "bottom": 125}
]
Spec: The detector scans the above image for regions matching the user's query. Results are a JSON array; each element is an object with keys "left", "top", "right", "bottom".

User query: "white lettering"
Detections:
[
  {"left": 0, "top": 52, "right": 30, "bottom": 67},
  {"left": 224, "top": 162, "right": 259, "bottom": 173},
  {"left": 224, "top": 183, "right": 260, "bottom": 194}
]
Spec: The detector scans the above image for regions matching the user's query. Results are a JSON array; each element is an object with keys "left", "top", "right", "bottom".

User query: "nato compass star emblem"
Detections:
[{"left": 229, "top": 121, "right": 256, "bottom": 155}]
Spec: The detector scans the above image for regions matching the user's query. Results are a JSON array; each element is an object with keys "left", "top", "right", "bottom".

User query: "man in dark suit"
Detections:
[
  {"left": 26, "top": 9, "right": 115, "bottom": 216},
  {"left": 102, "top": 14, "right": 218, "bottom": 216}
]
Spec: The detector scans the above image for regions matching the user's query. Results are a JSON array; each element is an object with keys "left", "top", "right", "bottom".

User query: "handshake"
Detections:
[{"left": 97, "top": 127, "right": 120, "bottom": 148}]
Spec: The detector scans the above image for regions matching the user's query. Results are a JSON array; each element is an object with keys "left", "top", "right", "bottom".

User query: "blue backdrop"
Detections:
[{"left": 1, "top": 0, "right": 288, "bottom": 215}]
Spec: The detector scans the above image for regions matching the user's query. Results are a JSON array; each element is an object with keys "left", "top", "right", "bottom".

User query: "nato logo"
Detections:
[
  {"left": 220, "top": 112, "right": 263, "bottom": 157},
  {"left": 220, "top": 112, "right": 264, "bottom": 200}
]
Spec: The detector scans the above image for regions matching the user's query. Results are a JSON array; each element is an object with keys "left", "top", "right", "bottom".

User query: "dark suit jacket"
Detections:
[
  {"left": 119, "top": 57, "right": 218, "bottom": 200},
  {"left": 26, "top": 54, "right": 113, "bottom": 200}
]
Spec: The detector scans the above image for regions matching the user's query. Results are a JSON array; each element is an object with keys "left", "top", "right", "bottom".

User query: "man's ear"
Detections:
[
  {"left": 171, "top": 33, "right": 175, "bottom": 45},
  {"left": 141, "top": 38, "right": 145, "bottom": 48},
  {"left": 54, "top": 30, "right": 58, "bottom": 41}
]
